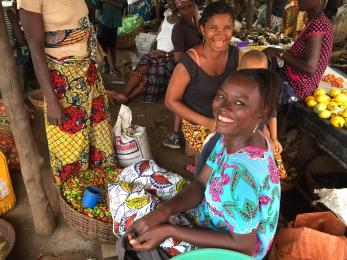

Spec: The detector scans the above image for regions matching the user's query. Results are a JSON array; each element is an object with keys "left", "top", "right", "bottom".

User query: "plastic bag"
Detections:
[
  {"left": 118, "top": 15, "right": 144, "bottom": 36},
  {"left": 113, "top": 105, "right": 153, "bottom": 167},
  {"left": 269, "top": 212, "right": 347, "bottom": 260},
  {"left": 135, "top": 33, "right": 157, "bottom": 56}
]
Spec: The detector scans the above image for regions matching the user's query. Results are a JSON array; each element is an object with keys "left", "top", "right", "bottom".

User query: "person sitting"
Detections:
[
  {"left": 108, "top": 0, "right": 180, "bottom": 104},
  {"left": 165, "top": 2, "right": 239, "bottom": 170},
  {"left": 162, "top": 0, "right": 201, "bottom": 149},
  {"left": 264, "top": 0, "right": 337, "bottom": 101},
  {"left": 126, "top": 69, "right": 281, "bottom": 259}
]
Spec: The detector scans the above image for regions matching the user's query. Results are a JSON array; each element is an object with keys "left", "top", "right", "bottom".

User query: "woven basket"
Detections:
[
  {"left": 28, "top": 89, "right": 44, "bottom": 111},
  {"left": 330, "top": 50, "right": 347, "bottom": 73},
  {"left": 59, "top": 194, "right": 116, "bottom": 243},
  {"left": 0, "top": 219, "right": 15, "bottom": 258},
  {"left": 333, "top": 4, "right": 347, "bottom": 44},
  {"left": 117, "top": 25, "right": 144, "bottom": 49}
]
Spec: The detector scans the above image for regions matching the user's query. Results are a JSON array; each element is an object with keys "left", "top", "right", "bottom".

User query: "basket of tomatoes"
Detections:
[{"left": 59, "top": 167, "right": 121, "bottom": 243}]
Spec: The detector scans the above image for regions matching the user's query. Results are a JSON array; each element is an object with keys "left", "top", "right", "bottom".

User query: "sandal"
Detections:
[{"left": 185, "top": 164, "right": 195, "bottom": 174}]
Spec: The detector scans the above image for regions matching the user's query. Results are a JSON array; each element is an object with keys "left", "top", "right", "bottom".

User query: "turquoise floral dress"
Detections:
[{"left": 195, "top": 134, "right": 281, "bottom": 259}]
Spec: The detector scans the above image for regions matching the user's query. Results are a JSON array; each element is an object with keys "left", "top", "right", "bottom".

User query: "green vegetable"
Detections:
[{"left": 61, "top": 167, "right": 121, "bottom": 222}]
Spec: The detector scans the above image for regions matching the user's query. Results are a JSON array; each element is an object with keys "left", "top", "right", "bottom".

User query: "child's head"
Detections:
[
  {"left": 212, "top": 69, "right": 280, "bottom": 136},
  {"left": 239, "top": 50, "right": 268, "bottom": 70}
]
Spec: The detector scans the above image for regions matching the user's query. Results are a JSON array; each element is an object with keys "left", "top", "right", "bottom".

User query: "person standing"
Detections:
[
  {"left": 18, "top": 0, "right": 115, "bottom": 187},
  {"left": 266, "top": 0, "right": 288, "bottom": 32},
  {"left": 92, "top": 0, "right": 127, "bottom": 76},
  {"left": 264, "top": 0, "right": 337, "bottom": 101}
]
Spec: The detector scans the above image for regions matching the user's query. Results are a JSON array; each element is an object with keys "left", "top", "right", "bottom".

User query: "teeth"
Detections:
[
  {"left": 215, "top": 41, "right": 225, "bottom": 47},
  {"left": 218, "top": 115, "right": 234, "bottom": 123}
]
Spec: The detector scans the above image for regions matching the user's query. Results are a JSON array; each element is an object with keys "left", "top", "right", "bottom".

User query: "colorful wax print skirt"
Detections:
[
  {"left": 182, "top": 119, "right": 211, "bottom": 153},
  {"left": 45, "top": 55, "right": 115, "bottom": 187},
  {"left": 134, "top": 49, "right": 175, "bottom": 103}
]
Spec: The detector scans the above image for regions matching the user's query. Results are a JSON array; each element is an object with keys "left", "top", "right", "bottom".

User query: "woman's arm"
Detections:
[
  {"left": 267, "top": 116, "right": 283, "bottom": 153},
  {"left": 131, "top": 225, "right": 257, "bottom": 256},
  {"left": 264, "top": 34, "right": 324, "bottom": 75},
  {"left": 174, "top": 52, "right": 184, "bottom": 63},
  {"left": 19, "top": 9, "right": 64, "bottom": 126},
  {"left": 164, "top": 64, "right": 215, "bottom": 130}
]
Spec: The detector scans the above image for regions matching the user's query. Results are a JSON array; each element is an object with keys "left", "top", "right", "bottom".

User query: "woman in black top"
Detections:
[{"left": 165, "top": 2, "right": 239, "bottom": 162}]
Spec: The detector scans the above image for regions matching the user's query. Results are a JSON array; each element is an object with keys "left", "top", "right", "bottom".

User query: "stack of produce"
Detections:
[
  {"left": 61, "top": 167, "right": 122, "bottom": 222},
  {"left": 305, "top": 88, "right": 347, "bottom": 128},
  {"left": 330, "top": 52, "right": 347, "bottom": 74},
  {"left": 234, "top": 28, "right": 292, "bottom": 47},
  {"left": 322, "top": 74, "right": 345, "bottom": 88}
]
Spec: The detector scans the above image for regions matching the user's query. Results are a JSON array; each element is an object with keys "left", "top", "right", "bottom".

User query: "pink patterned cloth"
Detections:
[{"left": 283, "top": 13, "right": 333, "bottom": 100}]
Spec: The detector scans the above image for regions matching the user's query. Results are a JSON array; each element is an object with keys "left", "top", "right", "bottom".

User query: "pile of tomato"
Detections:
[{"left": 322, "top": 74, "right": 345, "bottom": 88}]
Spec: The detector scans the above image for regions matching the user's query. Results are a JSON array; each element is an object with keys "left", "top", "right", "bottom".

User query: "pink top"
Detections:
[{"left": 283, "top": 13, "right": 333, "bottom": 100}]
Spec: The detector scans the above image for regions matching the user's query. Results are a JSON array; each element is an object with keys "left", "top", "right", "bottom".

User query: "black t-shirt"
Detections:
[
  {"left": 180, "top": 45, "right": 239, "bottom": 118},
  {"left": 171, "top": 19, "right": 201, "bottom": 52}
]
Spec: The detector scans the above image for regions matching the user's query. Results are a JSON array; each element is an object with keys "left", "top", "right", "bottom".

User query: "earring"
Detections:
[{"left": 252, "top": 124, "right": 258, "bottom": 133}]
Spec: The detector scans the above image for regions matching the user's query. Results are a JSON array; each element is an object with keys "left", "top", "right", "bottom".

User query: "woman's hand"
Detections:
[
  {"left": 129, "top": 224, "right": 171, "bottom": 251},
  {"left": 263, "top": 47, "right": 282, "bottom": 58},
  {"left": 271, "top": 138, "right": 283, "bottom": 154},
  {"left": 204, "top": 117, "right": 216, "bottom": 132},
  {"left": 46, "top": 98, "right": 65, "bottom": 126},
  {"left": 127, "top": 205, "right": 171, "bottom": 236}
]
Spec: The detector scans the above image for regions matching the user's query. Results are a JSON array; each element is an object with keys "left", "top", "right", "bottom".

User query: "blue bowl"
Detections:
[{"left": 172, "top": 248, "right": 253, "bottom": 260}]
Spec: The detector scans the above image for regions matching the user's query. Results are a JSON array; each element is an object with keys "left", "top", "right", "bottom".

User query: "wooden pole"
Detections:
[{"left": 0, "top": 5, "right": 56, "bottom": 236}]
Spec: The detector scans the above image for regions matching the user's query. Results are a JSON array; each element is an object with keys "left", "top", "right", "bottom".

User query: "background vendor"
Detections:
[
  {"left": 266, "top": 0, "right": 288, "bottom": 32},
  {"left": 264, "top": 0, "right": 337, "bottom": 101}
]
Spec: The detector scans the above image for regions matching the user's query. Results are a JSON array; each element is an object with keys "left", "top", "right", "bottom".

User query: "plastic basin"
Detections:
[{"left": 172, "top": 248, "right": 253, "bottom": 260}]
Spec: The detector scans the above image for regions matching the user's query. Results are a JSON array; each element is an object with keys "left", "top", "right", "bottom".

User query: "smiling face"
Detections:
[
  {"left": 212, "top": 74, "right": 266, "bottom": 137},
  {"left": 201, "top": 13, "right": 233, "bottom": 52}
]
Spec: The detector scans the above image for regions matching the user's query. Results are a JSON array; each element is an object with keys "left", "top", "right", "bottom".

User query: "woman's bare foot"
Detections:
[{"left": 107, "top": 91, "right": 128, "bottom": 104}]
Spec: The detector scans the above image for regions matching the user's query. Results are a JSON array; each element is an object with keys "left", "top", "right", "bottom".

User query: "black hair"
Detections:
[
  {"left": 228, "top": 69, "right": 281, "bottom": 120},
  {"left": 199, "top": 1, "right": 234, "bottom": 26},
  {"left": 324, "top": 0, "right": 338, "bottom": 20}
]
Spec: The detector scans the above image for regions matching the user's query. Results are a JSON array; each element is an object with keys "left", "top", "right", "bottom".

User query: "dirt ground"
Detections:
[{"left": 3, "top": 50, "right": 195, "bottom": 259}]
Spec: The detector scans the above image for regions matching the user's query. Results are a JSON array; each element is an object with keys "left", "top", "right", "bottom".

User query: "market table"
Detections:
[{"left": 288, "top": 102, "right": 347, "bottom": 170}]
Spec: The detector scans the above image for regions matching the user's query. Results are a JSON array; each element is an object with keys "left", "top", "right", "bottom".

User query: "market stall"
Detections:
[
  {"left": 289, "top": 101, "right": 347, "bottom": 169},
  {"left": 290, "top": 67, "right": 347, "bottom": 170}
]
